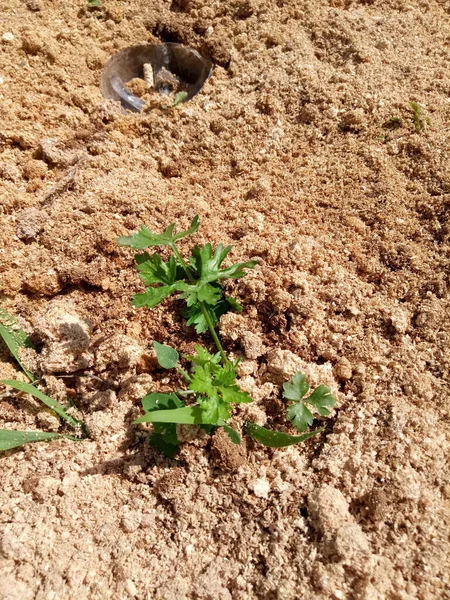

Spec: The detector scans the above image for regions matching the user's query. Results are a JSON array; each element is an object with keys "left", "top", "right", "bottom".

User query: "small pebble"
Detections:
[
  {"left": 2, "top": 32, "right": 14, "bottom": 42},
  {"left": 125, "top": 579, "right": 137, "bottom": 597},
  {"left": 249, "top": 478, "right": 271, "bottom": 499}
]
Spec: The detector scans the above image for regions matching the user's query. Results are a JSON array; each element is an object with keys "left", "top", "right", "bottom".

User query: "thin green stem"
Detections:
[
  {"left": 171, "top": 243, "right": 228, "bottom": 364},
  {"left": 170, "top": 244, "right": 195, "bottom": 284},
  {"left": 176, "top": 366, "right": 191, "bottom": 383},
  {"left": 200, "top": 305, "right": 228, "bottom": 364}
]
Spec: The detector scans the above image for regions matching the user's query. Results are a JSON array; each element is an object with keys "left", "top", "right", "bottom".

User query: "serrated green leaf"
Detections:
[
  {"left": 136, "top": 253, "right": 178, "bottom": 286},
  {"left": 117, "top": 215, "right": 200, "bottom": 249},
  {"left": 219, "top": 385, "right": 252, "bottom": 404},
  {"left": 189, "top": 364, "right": 216, "bottom": 397},
  {"left": 214, "top": 362, "right": 237, "bottom": 387},
  {"left": 153, "top": 342, "right": 179, "bottom": 369},
  {"left": 282, "top": 372, "right": 309, "bottom": 401},
  {"left": 190, "top": 244, "right": 258, "bottom": 283},
  {"left": 0, "top": 309, "right": 35, "bottom": 382},
  {"left": 283, "top": 373, "right": 336, "bottom": 433},
  {"left": 134, "top": 405, "right": 210, "bottom": 424},
  {"left": 306, "top": 385, "right": 336, "bottom": 416},
  {"left": 246, "top": 422, "right": 323, "bottom": 448},
  {"left": 187, "top": 345, "right": 222, "bottom": 368},
  {"left": 0, "top": 429, "right": 78, "bottom": 452},
  {"left": 132, "top": 285, "right": 178, "bottom": 308},
  {"left": 184, "top": 294, "right": 242, "bottom": 334},
  {"left": 286, "top": 402, "right": 313, "bottom": 432},
  {"left": 1, "top": 380, "right": 81, "bottom": 429},
  {"left": 198, "top": 393, "right": 221, "bottom": 423}
]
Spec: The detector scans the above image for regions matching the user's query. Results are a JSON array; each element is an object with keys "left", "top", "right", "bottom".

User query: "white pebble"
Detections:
[
  {"left": 125, "top": 579, "right": 137, "bottom": 597},
  {"left": 2, "top": 32, "right": 14, "bottom": 42},
  {"left": 249, "top": 478, "right": 271, "bottom": 499}
]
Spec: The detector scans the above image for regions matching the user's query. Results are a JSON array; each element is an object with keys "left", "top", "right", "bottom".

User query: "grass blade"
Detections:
[
  {"left": 0, "top": 429, "right": 77, "bottom": 452},
  {"left": 0, "top": 309, "right": 35, "bottom": 382},
  {"left": 1, "top": 380, "right": 81, "bottom": 429},
  {"left": 246, "top": 422, "right": 323, "bottom": 448},
  {"left": 134, "top": 405, "right": 208, "bottom": 425}
]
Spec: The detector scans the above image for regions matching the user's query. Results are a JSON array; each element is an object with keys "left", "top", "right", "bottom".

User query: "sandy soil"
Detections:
[{"left": 1, "top": 0, "right": 450, "bottom": 598}]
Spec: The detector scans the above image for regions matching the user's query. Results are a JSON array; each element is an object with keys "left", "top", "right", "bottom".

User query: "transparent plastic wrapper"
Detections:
[{"left": 101, "top": 43, "right": 213, "bottom": 113}]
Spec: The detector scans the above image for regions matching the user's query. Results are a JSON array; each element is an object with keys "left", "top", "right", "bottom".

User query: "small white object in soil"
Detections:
[
  {"left": 143, "top": 63, "right": 154, "bottom": 89},
  {"left": 250, "top": 478, "right": 271, "bottom": 499},
  {"left": 2, "top": 32, "right": 14, "bottom": 42},
  {"left": 124, "top": 579, "right": 137, "bottom": 597},
  {"left": 0, "top": 75, "right": 4, "bottom": 85}
]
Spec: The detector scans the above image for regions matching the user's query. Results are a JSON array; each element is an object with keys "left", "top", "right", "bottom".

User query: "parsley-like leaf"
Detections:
[
  {"left": 118, "top": 215, "right": 200, "bottom": 249},
  {"left": 187, "top": 345, "right": 222, "bottom": 368},
  {"left": 283, "top": 373, "right": 309, "bottom": 401},
  {"left": 190, "top": 244, "right": 257, "bottom": 283},
  {"left": 132, "top": 285, "right": 178, "bottom": 308},
  {"left": 283, "top": 373, "right": 336, "bottom": 432},
  {"left": 136, "top": 253, "right": 178, "bottom": 286},
  {"left": 184, "top": 293, "right": 242, "bottom": 333},
  {"left": 178, "top": 244, "right": 257, "bottom": 308}
]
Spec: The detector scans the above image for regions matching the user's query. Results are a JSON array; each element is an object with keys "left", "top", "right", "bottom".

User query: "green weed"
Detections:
[
  {"left": 0, "top": 308, "right": 86, "bottom": 452},
  {"left": 409, "top": 101, "right": 431, "bottom": 132},
  {"left": 119, "top": 216, "right": 336, "bottom": 456}
]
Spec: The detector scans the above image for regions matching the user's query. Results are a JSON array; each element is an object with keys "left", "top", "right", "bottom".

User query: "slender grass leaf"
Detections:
[
  {"left": 0, "top": 309, "right": 35, "bottom": 382},
  {"left": 153, "top": 342, "right": 179, "bottom": 369},
  {"left": 1, "top": 380, "right": 81, "bottom": 429},
  {"left": 0, "top": 429, "right": 78, "bottom": 452},
  {"left": 142, "top": 392, "right": 182, "bottom": 412},
  {"left": 134, "top": 405, "right": 211, "bottom": 425},
  {"left": 246, "top": 422, "right": 323, "bottom": 448},
  {"left": 218, "top": 420, "right": 241, "bottom": 445}
]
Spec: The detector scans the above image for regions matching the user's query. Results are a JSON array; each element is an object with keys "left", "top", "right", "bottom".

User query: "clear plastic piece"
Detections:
[{"left": 101, "top": 43, "right": 213, "bottom": 113}]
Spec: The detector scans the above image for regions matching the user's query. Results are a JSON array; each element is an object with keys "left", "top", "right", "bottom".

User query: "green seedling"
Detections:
[
  {"left": 119, "top": 216, "right": 336, "bottom": 457},
  {"left": 384, "top": 116, "right": 402, "bottom": 130},
  {"left": 283, "top": 372, "right": 336, "bottom": 432},
  {"left": 409, "top": 101, "right": 431, "bottom": 132},
  {"left": 162, "top": 91, "right": 188, "bottom": 109},
  {"left": 87, "top": 0, "right": 102, "bottom": 7},
  {"left": 118, "top": 214, "right": 256, "bottom": 363},
  {"left": 0, "top": 308, "right": 35, "bottom": 382},
  {"left": 0, "top": 308, "right": 86, "bottom": 452}
]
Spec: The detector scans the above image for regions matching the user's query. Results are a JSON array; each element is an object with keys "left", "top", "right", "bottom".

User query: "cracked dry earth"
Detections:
[{"left": 1, "top": 0, "right": 450, "bottom": 599}]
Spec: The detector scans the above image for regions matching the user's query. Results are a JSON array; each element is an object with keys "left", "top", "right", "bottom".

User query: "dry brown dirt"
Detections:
[{"left": 1, "top": 0, "right": 450, "bottom": 599}]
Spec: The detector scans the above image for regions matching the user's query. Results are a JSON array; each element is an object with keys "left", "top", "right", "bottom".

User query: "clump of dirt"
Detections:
[{"left": 1, "top": 0, "right": 450, "bottom": 599}]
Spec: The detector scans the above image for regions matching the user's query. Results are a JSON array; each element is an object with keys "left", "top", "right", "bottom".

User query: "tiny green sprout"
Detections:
[
  {"left": 384, "top": 116, "right": 402, "bottom": 130},
  {"left": 87, "top": 0, "right": 102, "bottom": 8},
  {"left": 409, "top": 101, "right": 431, "bottom": 132},
  {"left": 283, "top": 373, "right": 336, "bottom": 432},
  {"left": 162, "top": 91, "right": 188, "bottom": 109}
]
